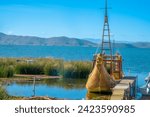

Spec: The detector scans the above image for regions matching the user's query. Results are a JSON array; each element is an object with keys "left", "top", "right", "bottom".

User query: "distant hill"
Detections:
[
  {"left": 0, "top": 32, "right": 150, "bottom": 48},
  {"left": 131, "top": 42, "right": 150, "bottom": 48},
  {"left": 82, "top": 38, "right": 100, "bottom": 44},
  {"left": 0, "top": 32, "right": 96, "bottom": 47},
  {"left": 84, "top": 38, "right": 150, "bottom": 48}
]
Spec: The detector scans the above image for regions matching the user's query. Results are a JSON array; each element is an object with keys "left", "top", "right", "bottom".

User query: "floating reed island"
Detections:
[{"left": 0, "top": 58, "right": 92, "bottom": 79}]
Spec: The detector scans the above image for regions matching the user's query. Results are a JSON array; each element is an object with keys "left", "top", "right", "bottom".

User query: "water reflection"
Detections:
[
  {"left": 13, "top": 78, "right": 87, "bottom": 89},
  {"left": 86, "top": 92, "right": 111, "bottom": 100},
  {"left": 5, "top": 78, "right": 87, "bottom": 99},
  {"left": 5, "top": 78, "right": 112, "bottom": 100}
]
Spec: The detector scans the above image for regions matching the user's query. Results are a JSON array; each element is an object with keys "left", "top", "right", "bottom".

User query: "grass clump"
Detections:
[
  {"left": 0, "top": 66, "right": 14, "bottom": 78},
  {"left": 64, "top": 61, "right": 92, "bottom": 78},
  {"left": 15, "top": 58, "right": 63, "bottom": 76},
  {"left": 16, "top": 63, "right": 44, "bottom": 75},
  {"left": 44, "top": 61, "right": 62, "bottom": 76},
  {"left": 0, "top": 86, "right": 10, "bottom": 100}
]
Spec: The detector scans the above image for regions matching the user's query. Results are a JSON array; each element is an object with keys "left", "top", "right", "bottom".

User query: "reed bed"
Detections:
[
  {"left": 0, "top": 58, "right": 92, "bottom": 78},
  {"left": 64, "top": 61, "right": 92, "bottom": 78}
]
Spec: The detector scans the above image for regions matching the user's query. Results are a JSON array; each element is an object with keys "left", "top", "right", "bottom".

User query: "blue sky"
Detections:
[{"left": 0, "top": 0, "right": 150, "bottom": 42}]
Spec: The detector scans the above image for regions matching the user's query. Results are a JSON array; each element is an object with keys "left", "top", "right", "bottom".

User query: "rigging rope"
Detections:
[{"left": 95, "top": 41, "right": 101, "bottom": 55}]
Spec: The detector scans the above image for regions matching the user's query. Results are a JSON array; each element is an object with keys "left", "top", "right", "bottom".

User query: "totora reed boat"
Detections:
[{"left": 86, "top": 0, "right": 137, "bottom": 100}]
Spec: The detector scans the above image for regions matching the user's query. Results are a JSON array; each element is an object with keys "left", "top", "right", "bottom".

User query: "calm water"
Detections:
[
  {"left": 5, "top": 79, "right": 87, "bottom": 100},
  {"left": 1, "top": 45, "right": 150, "bottom": 99}
]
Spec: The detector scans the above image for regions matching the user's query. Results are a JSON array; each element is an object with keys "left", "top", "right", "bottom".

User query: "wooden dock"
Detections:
[{"left": 111, "top": 76, "right": 137, "bottom": 100}]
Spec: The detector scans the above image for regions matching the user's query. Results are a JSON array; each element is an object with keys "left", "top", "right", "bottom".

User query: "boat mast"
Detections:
[
  {"left": 101, "top": 0, "right": 113, "bottom": 74},
  {"left": 101, "top": 0, "right": 112, "bottom": 56}
]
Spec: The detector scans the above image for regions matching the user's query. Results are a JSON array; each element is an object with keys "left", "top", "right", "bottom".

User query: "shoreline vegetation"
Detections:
[
  {"left": 0, "top": 58, "right": 92, "bottom": 79},
  {"left": 0, "top": 57, "right": 92, "bottom": 100},
  {"left": 0, "top": 58, "right": 150, "bottom": 100},
  {"left": 0, "top": 86, "right": 61, "bottom": 100},
  {"left": 0, "top": 86, "right": 23, "bottom": 100}
]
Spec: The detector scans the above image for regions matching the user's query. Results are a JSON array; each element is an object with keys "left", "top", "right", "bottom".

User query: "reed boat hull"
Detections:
[{"left": 86, "top": 55, "right": 116, "bottom": 93}]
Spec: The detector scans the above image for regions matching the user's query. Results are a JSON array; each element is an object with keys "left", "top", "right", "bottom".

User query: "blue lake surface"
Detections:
[
  {"left": 5, "top": 78, "right": 87, "bottom": 100},
  {"left": 1, "top": 45, "right": 150, "bottom": 99}
]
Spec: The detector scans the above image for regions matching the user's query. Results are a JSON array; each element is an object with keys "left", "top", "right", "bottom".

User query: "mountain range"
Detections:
[
  {"left": 0, "top": 32, "right": 96, "bottom": 47},
  {"left": 0, "top": 32, "right": 150, "bottom": 48}
]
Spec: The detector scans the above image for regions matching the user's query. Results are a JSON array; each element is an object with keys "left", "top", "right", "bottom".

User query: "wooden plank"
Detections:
[
  {"left": 114, "top": 84, "right": 129, "bottom": 90},
  {"left": 111, "top": 89, "right": 125, "bottom": 100},
  {"left": 111, "top": 95, "right": 124, "bottom": 100},
  {"left": 112, "top": 89, "right": 125, "bottom": 95},
  {"left": 120, "top": 79, "right": 134, "bottom": 84},
  {"left": 111, "top": 79, "right": 135, "bottom": 100}
]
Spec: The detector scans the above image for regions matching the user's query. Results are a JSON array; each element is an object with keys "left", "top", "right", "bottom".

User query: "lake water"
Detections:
[
  {"left": 5, "top": 78, "right": 87, "bottom": 100},
  {"left": 1, "top": 45, "right": 150, "bottom": 99}
]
